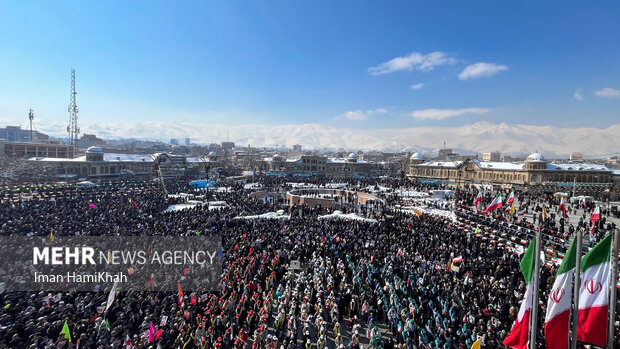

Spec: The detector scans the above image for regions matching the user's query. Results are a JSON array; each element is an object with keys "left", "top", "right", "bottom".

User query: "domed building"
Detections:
[
  {"left": 409, "top": 152, "right": 425, "bottom": 165},
  {"left": 85, "top": 146, "right": 104, "bottom": 161},
  {"left": 526, "top": 152, "right": 545, "bottom": 162},
  {"left": 524, "top": 152, "right": 547, "bottom": 170},
  {"left": 347, "top": 153, "right": 359, "bottom": 162},
  {"left": 207, "top": 151, "right": 218, "bottom": 161},
  {"left": 408, "top": 151, "right": 614, "bottom": 197}
]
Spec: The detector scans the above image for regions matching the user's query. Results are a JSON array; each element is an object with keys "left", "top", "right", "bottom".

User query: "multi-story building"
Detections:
[
  {"left": 482, "top": 152, "right": 501, "bottom": 162},
  {"left": 3, "top": 140, "right": 73, "bottom": 158},
  {"left": 437, "top": 148, "right": 457, "bottom": 160},
  {"left": 260, "top": 153, "right": 377, "bottom": 177},
  {"left": 409, "top": 152, "right": 616, "bottom": 198},
  {"left": 0, "top": 126, "right": 49, "bottom": 143},
  {"left": 78, "top": 134, "right": 106, "bottom": 149},
  {"left": 570, "top": 152, "right": 583, "bottom": 161},
  {"left": 27, "top": 146, "right": 217, "bottom": 180},
  {"left": 221, "top": 142, "right": 235, "bottom": 157}
]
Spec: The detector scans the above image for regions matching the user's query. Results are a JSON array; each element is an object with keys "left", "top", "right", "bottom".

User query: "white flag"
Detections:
[{"left": 105, "top": 281, "right": 118, "bottom": 312}]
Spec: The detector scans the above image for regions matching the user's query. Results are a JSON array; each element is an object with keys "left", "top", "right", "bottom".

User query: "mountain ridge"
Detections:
[{"left": 17, "top": 119, "right": 620, "bottom": 158}]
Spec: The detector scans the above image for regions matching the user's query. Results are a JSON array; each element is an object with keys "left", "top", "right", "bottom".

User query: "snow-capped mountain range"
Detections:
[{"left": 8, "top": 119, "right": 620, "bottom": 158}]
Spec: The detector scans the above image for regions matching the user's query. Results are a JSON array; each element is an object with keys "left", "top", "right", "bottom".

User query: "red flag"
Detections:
[
  {"left": 558, "top": 197, "right": 567, "bottom": 218},
  {"left": 148, "top": 322, "right": 155, "bottom": 343},
  {"left": 483, "top": 193, "right": 503, "bottom": 214},
  {"left": 590, "top": 205, "right": 600, "bottom": 225},
  {"left": 506, "top": 190, "right": 515, "bottom": 206},
  {"left": 474, "top": 191, "right": 482, "bottom": 212},
  {"left": 178, "top": 282, "right": 184, "bottom": 309}
]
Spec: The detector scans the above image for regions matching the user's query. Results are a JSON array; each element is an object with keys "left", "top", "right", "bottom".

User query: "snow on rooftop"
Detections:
[
  {"left": 548, "top": 163, "right": 610, "bottom": 171},
  {"left": 327, "top": 157, "right": 369, "bottom": 164},
  {"left": 417, "top": 161, "right": 463, "bottom": 168},
  {"left": 474, "top": 160, "right": 524, "bottom": 170}
]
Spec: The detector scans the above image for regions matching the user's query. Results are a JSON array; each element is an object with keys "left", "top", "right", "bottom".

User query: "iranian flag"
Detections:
[
  {"left": 518, "top": 208, "right": 527, "bottom": 216},
  {"left": 507, "top": 190, "right": 515, "bottom": 206},
  {"left": 483, "top": 193, "right": 503, "bottom": 214},
  {"left": 474, "top": 191, "right": 483, "bottom": 212},
  {"left": 577, "top": 233, "right": 612, "bottom": 347},
  {"left": 503, "top": 238, "right": 536, "bottom": 349},
  {"left": 178, "top": 282, "right": 184, "bottom": 309},
  {"left": 590, "top": 205, "right": 600, "bottom": 225},
  {"left": 557, "top": 197, "right": 567, "bottom": 218},
  {"left": 544, "top": 237, "right": 577, "bottom": 349}
]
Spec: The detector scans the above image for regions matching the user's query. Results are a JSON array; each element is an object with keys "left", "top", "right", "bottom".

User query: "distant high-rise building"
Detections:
[
  {"left": 437, "top": 148, "right": 457, "bottom": 160},
  {"left": 170, "top": 138, "right": 179, "bottom": 145},
  {"left": 293, "top": 144, "right": 302, "bottom": 151},
  {"left": 221, "top": 142, "right": 235, "bottom": 150},
  {"left": 78, "top": 134, "right": 106, "bottom": 149},
  {"left": 185, "top": 138, "right": 190, "bottom": 146},
  {"left": 482, "top": 152, "right": 501, "bottom": 162},
  {"left": 570, "top": 152, "right": 583, "bottom": 161},
  {"left": 502, "top": 155, "right": 514, "bottom": 162}
]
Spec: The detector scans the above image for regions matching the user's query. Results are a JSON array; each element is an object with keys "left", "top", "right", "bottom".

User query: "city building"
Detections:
[
  {"left": 409, "top": 152, "right": 616, "bottom": 198},
  {"left": 77, "top": 134, "right": 106, "bottom": 149},
  {"left": 570, "top": 152, "right": 583, "bottom": 161},
  {"left": 221, "top": 142, "right": 235, "bottom": 157},
  {"left": 221, "top": 142, "right": 235, "bottom": 150},
  {"left": 260, "top": 153, "right": 377, "bottom": 177},
  {"left": 2, "top": 139, "right": 73, "bottom": 158},
  {"left": 170, "top": 139, "right": 179, "bottom": 145},
  {"left": 27, "top": 146, "right": 218, "bottom": 180},
  {"left": 437, "top": 148, "right": 458, "bottom": 160},
  {"left": 292, "top": 144, "right": 302, "bottom": 151},
  {"left": 185, "top": 138, "right": 190, "bottom": 146},
  {"left": 482, "top": 152, "right": 501, "bottom": 162},
  {"left": 0, "top": 125, "right": 49, "bottom": 143},
  {"left": 361, "top": 151, "right": 386, "bottom": 163}
]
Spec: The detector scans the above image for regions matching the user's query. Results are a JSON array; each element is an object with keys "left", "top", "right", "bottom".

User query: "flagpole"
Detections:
[
  {"left": 530, "top": 229, "right": 542, "bottom": 349},
  {"left": 608, "top": 228, "right": 619, "bottom": 349},
  {"left": 570, "top": 228, "right": 583, "bottom": 349}
]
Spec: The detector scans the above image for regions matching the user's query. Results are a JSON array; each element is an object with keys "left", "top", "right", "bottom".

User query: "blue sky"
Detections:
[{"left": 0, "top": 0, "right": 619, "bottom": 134}]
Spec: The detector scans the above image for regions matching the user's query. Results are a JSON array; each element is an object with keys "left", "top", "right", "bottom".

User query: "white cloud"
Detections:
[
  {"left": 573, "top": 88, "right": 583, "bottom": 101},
  {"left": 594, "top": 87, "right": 620, "bottom": 98},
  {"left": 458, "top": 62, "right": 507, "bottom": 80},
  {"left": 368, "top": 52, "right": 457, "bottom": 75},
  {"left": 411, "top": 108, "right": 491, "bottom": 121},
  {"left": 336, "top": 108, "right": 387, "bottom": 121},
  {"left": 410, "top": 83, "right": 424, "bottom": 90}
]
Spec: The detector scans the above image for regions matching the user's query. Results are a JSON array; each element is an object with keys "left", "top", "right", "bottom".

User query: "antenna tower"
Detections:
[
  {"left": 67, "top": 69, "right": 80, "bottom": 155},
  {"left": 28, "top": 109, "right": 35, "bottom": 143}
]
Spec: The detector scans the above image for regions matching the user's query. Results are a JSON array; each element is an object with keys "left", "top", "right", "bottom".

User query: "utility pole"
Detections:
[{"left": 67, "top": 69, "right": 79, "bottom": 157}]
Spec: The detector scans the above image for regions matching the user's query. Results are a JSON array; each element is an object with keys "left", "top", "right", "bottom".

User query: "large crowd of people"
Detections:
[{"left": 0, "top": 176, "right": 617, "bottom": 348}]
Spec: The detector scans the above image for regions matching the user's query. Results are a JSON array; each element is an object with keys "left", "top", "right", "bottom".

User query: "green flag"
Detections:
[{"left": 61, "top": 320, "right": 71, "bottom": 342}]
